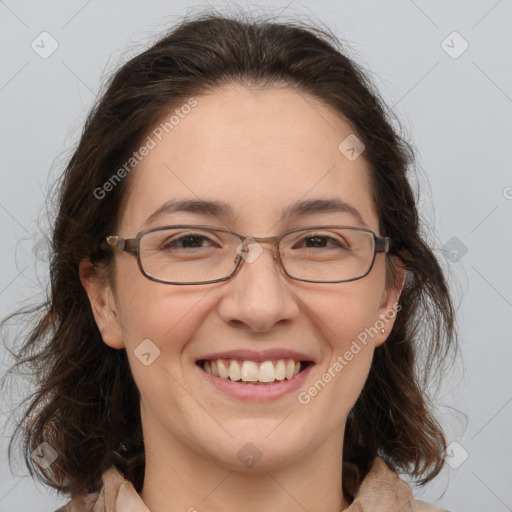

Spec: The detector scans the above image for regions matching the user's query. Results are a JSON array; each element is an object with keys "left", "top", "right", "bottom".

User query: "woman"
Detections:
[{"left": 3, "top": 10, "right": 456, "bottom": 512}]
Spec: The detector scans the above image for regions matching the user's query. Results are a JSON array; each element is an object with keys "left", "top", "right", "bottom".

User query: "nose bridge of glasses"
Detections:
[
  {"left": 244, "top": 234, "right": 280, "bottom": 246},
  {"left": 237, "top": 234, "right": 280, "bottom": 263}
]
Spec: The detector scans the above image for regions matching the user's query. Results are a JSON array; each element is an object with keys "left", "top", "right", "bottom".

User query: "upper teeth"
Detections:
[{"left": 202, "top": 359, "right": 302, "bottom": 382}]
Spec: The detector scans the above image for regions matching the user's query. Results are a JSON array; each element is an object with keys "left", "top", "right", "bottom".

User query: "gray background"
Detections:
[{"left": 1, "top": 1, "right": 511, "bottom": 511}]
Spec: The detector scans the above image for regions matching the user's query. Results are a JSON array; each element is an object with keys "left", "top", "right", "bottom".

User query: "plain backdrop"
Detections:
[{"left": 1, "top": 1, "right": 511, "bottom": 511}]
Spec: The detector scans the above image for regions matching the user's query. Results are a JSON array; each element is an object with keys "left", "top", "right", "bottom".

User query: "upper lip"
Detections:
[{"left": 196, "top": 349, "right": 316, "bottom": 363}]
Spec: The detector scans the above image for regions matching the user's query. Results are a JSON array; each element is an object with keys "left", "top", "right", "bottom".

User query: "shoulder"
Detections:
[
  {"left": 346, "top": 457, "right": 452, "bottom": 511},
  {"left": 50, "top": 474, "right": 104, "bottom": 512},
  {"left": 414, "top": 500, "right": 453, "bottom": 511},
  {"left": 52, "top": 492, "right": 98, "bottom": 512},
  {"left": 53, "top": 465, "right": 149, "bottom": 512}
]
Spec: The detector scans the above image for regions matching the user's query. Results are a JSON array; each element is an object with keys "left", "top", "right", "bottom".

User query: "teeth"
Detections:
[
  {"left": 241, "top": 361, "right": 258, "bottom": 381},
  {"left": 201, "top": 358, "right": 304, "bottom": 383},
  {"left": 228, "top": 360, "right": 241, "bottom": 381},
  {"left": 285, "top": 360, "right": 295, "bottom": 380},
  {"left": 210, "top": 360, "right": 219, "bottom": 377},
  {"left": 218, "top": 359, "right": 229, "bottom": 379},
  {"left": 258, "top": 361, "right": 275, "bottom": 382},
  {"left": 275, "top": 360, "right": 286, "bottom": 380}
]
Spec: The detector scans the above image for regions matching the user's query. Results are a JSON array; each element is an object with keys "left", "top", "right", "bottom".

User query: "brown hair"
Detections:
[{"left": 1, "top": 9, "right": 457, "bottom": 498}]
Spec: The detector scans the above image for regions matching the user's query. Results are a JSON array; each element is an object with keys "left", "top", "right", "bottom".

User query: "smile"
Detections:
[
  {"left": 195, "top": 357, "right": 314, "bottom": 401},
  {"left": 197, "top": 358, "right": 311, "bottom": 384}
]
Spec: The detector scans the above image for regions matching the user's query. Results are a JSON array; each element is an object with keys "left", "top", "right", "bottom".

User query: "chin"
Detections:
[{"left": 198, "top": 426, "right": 311, "bottom": 471}]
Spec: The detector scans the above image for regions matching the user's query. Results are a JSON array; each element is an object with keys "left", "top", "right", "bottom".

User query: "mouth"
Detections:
[{"left": 196, "top": 358, "right": 313, "bottom": 385}]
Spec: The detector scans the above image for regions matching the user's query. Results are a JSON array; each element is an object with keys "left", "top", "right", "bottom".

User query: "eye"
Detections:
[
  {"left": 161, "top": 232, "right": 221, "bottom": 250},
  {"left": 292, "top": 232, "right": 349, "bottom": 250}
]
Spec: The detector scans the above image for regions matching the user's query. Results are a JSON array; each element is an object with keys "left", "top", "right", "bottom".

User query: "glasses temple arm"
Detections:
[
  {"left": 375, "top": 236, "right": 390, "bottom": 253},
  {"left": 104, "top": 236, "right": 138, "bottom": 255}
]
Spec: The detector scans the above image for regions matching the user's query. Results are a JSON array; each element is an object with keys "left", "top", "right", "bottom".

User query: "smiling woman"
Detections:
[{"left": 2, "top": 9, "right": 456, "bottom": 512}]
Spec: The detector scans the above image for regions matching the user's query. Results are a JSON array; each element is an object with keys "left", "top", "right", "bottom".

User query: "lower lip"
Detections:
[{"left": 196, "top": 363, "right": 314, "bottom": 401}]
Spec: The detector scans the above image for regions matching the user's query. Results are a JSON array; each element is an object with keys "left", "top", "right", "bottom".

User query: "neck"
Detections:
[{"left": 139, "top": 421, "right": 351, "bottom": 512}]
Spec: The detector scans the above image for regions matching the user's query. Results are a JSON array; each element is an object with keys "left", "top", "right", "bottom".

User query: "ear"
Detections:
[
  {"left": 79, "top": 258, "right": 125, "bottom": 349},
  {"left": 374, "top": 257, "right": 407, "bottom": 347}
]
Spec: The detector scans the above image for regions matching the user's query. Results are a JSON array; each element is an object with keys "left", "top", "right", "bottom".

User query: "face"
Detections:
[{"left": 81, "top": 84, "right": 404, "bottom": 472}]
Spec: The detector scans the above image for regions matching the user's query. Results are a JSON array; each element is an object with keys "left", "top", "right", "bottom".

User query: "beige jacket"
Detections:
[{"left": 57, "top": 457, "right": 449, "bottom": 512}]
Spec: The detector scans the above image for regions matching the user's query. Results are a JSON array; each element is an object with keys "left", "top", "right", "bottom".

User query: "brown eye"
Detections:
[{"left": 163, "top": 234, "right": 215, "bottom": 249}]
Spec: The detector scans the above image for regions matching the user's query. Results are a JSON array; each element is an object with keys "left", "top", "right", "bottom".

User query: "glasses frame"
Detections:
[{"left": 103, "top": 224, "right": 390, "bottom": 285}]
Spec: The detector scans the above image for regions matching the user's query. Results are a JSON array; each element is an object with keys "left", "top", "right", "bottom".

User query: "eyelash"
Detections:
[{"left": 161, "top": 232, "right": 348, "bottom": 250}]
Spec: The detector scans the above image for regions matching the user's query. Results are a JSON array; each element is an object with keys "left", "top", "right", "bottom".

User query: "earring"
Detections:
[{"left": 381, "top": 328, "right": 386, "bottom": 335}]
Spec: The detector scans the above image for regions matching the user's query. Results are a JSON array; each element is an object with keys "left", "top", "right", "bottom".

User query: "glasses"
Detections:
[{"left": 104, "top": 225, "right": 390, "bottom": 285}]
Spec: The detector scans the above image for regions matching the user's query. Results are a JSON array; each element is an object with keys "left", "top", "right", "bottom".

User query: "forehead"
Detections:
[{"left": 119, "top": 84, "right": 378, "bottom": 233}]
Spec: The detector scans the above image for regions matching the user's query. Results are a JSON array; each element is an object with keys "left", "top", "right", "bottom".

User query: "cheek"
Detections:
[
  {"left": 319, "top": 299, "right": 377, "bottom": 393},
  {"left": 307, "top": 278, "right": 383, "bottom": 351},
  {"left": 114, "top": 277, "right": 213, "bottom": 418},
  {"left": 298, "top": 280, "right": 383, "bottom": 405},
  {"left": 113, "top": 259, "right": 211, "bottom": 360}
]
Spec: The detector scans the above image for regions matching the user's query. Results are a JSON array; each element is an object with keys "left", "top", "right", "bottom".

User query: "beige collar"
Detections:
[{"left": 64, "top": 457, "right": 445, "bottom": 512}]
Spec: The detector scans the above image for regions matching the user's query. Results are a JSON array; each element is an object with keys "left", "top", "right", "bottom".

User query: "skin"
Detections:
[{"left": 80, "top": 84, "right": 405, "bottom": 512}]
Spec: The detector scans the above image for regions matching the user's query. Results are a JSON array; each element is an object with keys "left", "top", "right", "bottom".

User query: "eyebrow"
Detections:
[{"left": 142, "top": 198, "right": 368, "bottom": 228}]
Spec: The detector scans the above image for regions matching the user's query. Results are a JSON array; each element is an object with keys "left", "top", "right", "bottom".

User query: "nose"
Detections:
[{"left": 216, "top": 241, "right": 300, "bottom": 332}]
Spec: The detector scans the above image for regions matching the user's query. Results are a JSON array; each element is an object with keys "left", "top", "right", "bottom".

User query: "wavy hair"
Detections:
[{"left": 1, "top": 9, "right": 457, "bottom": 498}]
